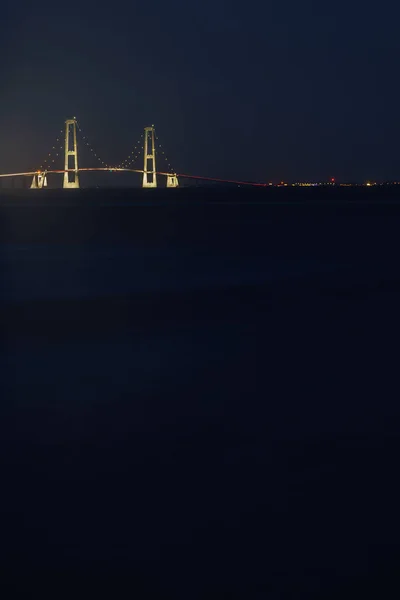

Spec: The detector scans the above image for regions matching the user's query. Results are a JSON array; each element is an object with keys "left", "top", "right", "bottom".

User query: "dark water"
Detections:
[{"left": 1, "top": 187, "right": 400, "bottom": 598}]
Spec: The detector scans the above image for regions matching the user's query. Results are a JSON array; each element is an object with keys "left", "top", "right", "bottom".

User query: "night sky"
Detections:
[{"left": 1, "top": 1, "right": 400, "bottom": 183}]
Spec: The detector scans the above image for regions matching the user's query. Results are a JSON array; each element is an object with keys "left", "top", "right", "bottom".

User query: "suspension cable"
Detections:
[
  {"left": 117, "top": 132, "right": 144, "bottom": 169},
  {"left": 76, "top": 122, "right": 109, "bottom": 168},
  {"left": 154, "top": 131, "right": 176, "bottom": 174},
  {"left": 37, "top": 128, "right": 64, "bottom": 172}
]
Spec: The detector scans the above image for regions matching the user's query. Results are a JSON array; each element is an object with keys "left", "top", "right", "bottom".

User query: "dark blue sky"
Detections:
[{"left": 1, "top": 1, "right": 400, "bottom": 182}]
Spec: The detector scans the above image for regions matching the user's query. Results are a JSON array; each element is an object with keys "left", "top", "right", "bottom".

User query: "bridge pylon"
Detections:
[
  {"left": 142, "top": 126, "right": 157, "bottom": 188},
  {"left": 63, "top": 118, "right": 79, "bottom": 189},
  {"left": 166, "top": 174, "right": 179, "bottom": 188}
]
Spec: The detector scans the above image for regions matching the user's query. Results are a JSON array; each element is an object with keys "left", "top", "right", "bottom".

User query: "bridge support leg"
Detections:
[
  {"left": 63, "top": 118, "right": 79, "bottom": 189},
  {"left": 166, "top": 173, "right": 179, "bottom": 188},
  {"left": 142, "top": 126, "right": 157, "bottom": 188}
]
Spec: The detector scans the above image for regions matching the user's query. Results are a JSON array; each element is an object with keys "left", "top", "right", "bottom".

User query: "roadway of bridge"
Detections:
[{"left": 0, "top": 168, "right": 268, "bottom": 187}]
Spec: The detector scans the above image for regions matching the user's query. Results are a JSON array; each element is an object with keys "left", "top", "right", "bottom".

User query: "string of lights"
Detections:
[
  {"left": 37, "top": 129, "right": 64, "bottom": 172},
  {"left": 76, "top": 123, "right": 109, "bottom": 169},
  {"left": 117, "top": 133, "right": 144, "bottom": 169},
  {"left": 173, "top": 173, "right": 268, "bottom": 187},
  {"left": 154, "top": 131, "right": 175, "bottom": 173}
]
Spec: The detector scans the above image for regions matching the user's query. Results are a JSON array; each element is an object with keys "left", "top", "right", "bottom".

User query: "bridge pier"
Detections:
[
  {"left": 30, "top": 172, "right": 47, "bottom": 189},
  {"left": 166, "top": 174, "right": 179, "bottom": 188},
  {"left": 63, "top": 118, "right": 79, "bottom": 189},
  {"left": 39, "top": 172, "right": 47, "bottom": 188}
]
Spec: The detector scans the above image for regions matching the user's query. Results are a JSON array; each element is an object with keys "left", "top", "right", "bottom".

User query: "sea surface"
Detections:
[{"left": 1, "top": 187, "right": 400, "bottom": 598}]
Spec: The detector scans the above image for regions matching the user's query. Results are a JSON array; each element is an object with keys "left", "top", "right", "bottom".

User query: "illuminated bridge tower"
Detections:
[
  {"left": 142, "top": 126, "right": 157, "bottom": 188},
  {"left": 63, "top": 118, "right": 79, "bottom": 189}
]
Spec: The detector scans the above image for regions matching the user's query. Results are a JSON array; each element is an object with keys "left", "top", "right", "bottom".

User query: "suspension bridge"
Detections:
[{"left": 0, "top": 118, "right": 267, "bottom": 189}]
